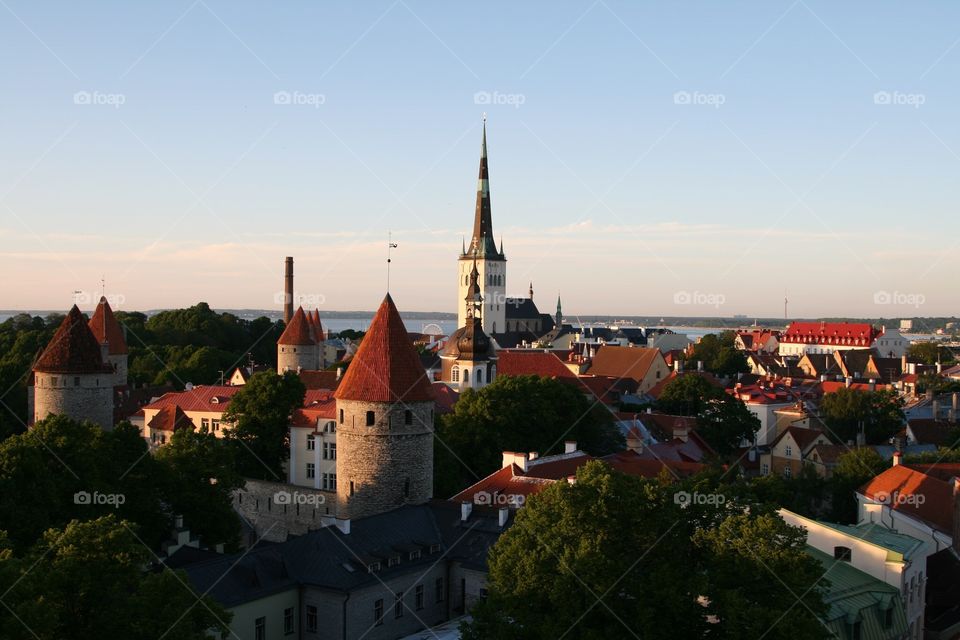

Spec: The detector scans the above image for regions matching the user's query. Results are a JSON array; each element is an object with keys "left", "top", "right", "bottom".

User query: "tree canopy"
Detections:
[
  {"left": 655, "top": 375, "right": 759, "bottom": 455},
  {"left": 819, "top": 388, "right": 904, "bottom": 445},
  {"left": 685, "top": 331, "right": 750, "bottom": 377}
]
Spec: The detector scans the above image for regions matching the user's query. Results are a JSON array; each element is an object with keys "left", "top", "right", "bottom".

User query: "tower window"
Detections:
[
  {"left": 404, "top": 410, "right": 412, "bottom": 425},
  {"left": 404, "top": 478, "right": 410, "bottom": 497},
  {"left": 339, "top": 408, "right": 344, "bottom": 424},
  {"left": 476, "top": 369, "right": 483, "bottom": 384},
  {"left": 350, "top": 481, "right": 355, "bottom": 496},
  {"left": 366, "top": 411, "right": 375, "bottom": 426},
  {"left": 452, "top": 367, "right": 459, "bottom": 382}
]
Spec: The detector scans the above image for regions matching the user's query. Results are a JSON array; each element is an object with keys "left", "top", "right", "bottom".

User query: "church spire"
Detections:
[
  {"left": 470, "top": 116, "right": 499, "bottom": 258},
  {"left": 555, "top": 294, "right": 563, "bottom": 328}
]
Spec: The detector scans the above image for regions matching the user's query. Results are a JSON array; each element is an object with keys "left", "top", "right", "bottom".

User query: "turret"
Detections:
[{"left": 277, "top": 307, "right": 319, "bottom": 373}]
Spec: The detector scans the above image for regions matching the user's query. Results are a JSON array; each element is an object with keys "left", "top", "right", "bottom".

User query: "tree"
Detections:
[
  {"left": 828, "top": 447, "right": 889, "bottom": 523},
  {"left": 819, "top": 388, "right": 904, "bottom": 445},
  {"left": 656, "top": 374, "right": 722, "bottom": 416},
  {"left": 687, "top": 332, "right": 749, "bottom": 377},
  {"left": 907, "top": 341, "right": 953, "bottom": 366},
  {"left": 434, "top": 376, "right": 624, "bottom": 498},
  {"left": 0, "top": 515, "right": 231, "bottom": 640},
  {"left": 463, "top": 461, "right": 829, "bottom": 640},
  {"left": 224, "top": 370, "right": 305, "bottom": 480},
  {"left": 696, "top": 395, "right": 760, "bottom": 455}
]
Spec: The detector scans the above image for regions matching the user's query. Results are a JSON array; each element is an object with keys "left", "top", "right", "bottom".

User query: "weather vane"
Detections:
[{"left": 387, "top": 231, "right": 398, "bottom": 292}]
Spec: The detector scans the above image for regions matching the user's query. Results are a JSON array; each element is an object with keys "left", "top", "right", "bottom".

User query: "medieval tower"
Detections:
[
  {"left": 32, "top": 305, "right": 115, "bottom": 430},
  {"left": 334, "top": 293, "right": 434, "bottom": 520},
  {"left": 458, "top": 120, "right": 506, "bottom": 335},
  {"left": 277, "top": 306, "right": 325, "bottom": 373},
  {"left": 88, "top": 295, "right": 128, "bottom": 390}
]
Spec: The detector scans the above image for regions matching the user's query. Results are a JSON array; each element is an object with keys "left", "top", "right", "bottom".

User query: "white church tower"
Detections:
[{"left": 458, "top": 118, "right": 506, "bottom": 335}]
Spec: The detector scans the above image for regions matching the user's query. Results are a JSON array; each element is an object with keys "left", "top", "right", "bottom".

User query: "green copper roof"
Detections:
[{"left": 815, "top": 521, "right": 925, "bottom": 561}]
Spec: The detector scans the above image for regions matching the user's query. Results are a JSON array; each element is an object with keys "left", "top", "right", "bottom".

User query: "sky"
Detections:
[{"left": 1, "top": 1, "right": 959, "bottom": 319}]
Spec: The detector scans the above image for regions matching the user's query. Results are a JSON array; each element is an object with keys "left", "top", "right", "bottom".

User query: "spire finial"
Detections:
[{"left": 386, "top": 231, "right": 398, "bottom": 292}]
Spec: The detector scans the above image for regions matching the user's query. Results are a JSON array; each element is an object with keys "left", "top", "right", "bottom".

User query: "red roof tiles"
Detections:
[
  {"left": 586, "top": 346, "right": 663, "bottom": 384},
  {"left": 143, "top": 385, "right": 240, "bottom": 413},
  {"left": 34, "top": 306, "right": 113, "bottom": 374},
  {"left": 782, "top": 322, "right": 880, "bottom": 346},
  {"left": 88, "top": 296, "right": 127, "bottom": 355},
  {"left": 147, "top": 405, "right": 195, "bottom": 432},
  {"left": 278, "top": 307, "right": 315, "bottom": 346},
  {"left": 859, "top": 464, "right": 955, "bottom": 534},
  {"left": 334, "top": 294, "right": 434, "bottom": 403},
  {"left": 496, "top": 350, "right": 576, "bottom": 379}
]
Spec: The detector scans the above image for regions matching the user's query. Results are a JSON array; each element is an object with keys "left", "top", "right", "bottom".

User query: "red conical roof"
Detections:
[
  {"left": 311, "top": 309, "right": 324, "bottom": 339},
  {"left": 34, "top": 306, "right": 113, "bottom": 374},
  {"left": 335, "top": 294, "right": 433, "bottom": 403},
  {"left": 88, "top": 296, "right": 127, "bottom": 355},
  {"left": 278, "top": 307, "right": 315, "bottom": 346}
]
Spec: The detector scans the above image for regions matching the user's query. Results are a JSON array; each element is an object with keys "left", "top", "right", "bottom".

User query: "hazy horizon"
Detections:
[{"left": 3, "top": 2, "right": 959, "bottom": 317}]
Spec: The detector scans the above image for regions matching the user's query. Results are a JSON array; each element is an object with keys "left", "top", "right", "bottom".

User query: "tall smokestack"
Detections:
[{"left": 283, "top": 256, "right": 294, "bottom": 324}]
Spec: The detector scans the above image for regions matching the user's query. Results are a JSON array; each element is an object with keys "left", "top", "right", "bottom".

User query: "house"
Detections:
[
  {"left": 734, "top": 330, "right": 780, "bottom": 354},
  {"left": 727, "top": 381, "right": 802, "bottom": 446},
  {"left": 145, "top": 405, "right": 195, "bottom": 446},
  {"left": 805, "top": 443, "right": 849, "bottom": 478},
  {"left": 760, "top": 427, "right": 831, "bottom": 477},
  {"left": 288, "top": 390, "right": 338, "bottom": 492},
  {"left": 583, "top": 346, "right": 670, "bottom": 394},
  {"left": 227, "top": 364, "right": 271, "bottom": 386},
  {"left": 779, "top": 322, "right": 883, "bottom": 356},
  {"left": 141, "top": 385, "right": 240, "bottom": 440},
  {"left": 905, "top": 419, "right": 958, "bottom": 448},
  {"left": 780, "top": 509, "right": 927, "bottom": 637}
]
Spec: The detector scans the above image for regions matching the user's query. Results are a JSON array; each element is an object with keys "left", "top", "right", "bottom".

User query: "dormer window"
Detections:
[
  {"left": 834, "top": 546, "right": 852, "bottom": 562},
  {"left": 409, "top": 550, "right": 421, "bottom": 561},
  {"left": 368, "top": 562, "right": 381, "bottom": 573},
  {"left": 388, "top": 556, "right": 400, "bottom": 568},
  {"left": 429, "top": 543, "right": 440, "bottom": 554}
]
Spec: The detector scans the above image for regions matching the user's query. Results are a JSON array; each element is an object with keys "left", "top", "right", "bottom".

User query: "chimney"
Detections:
[
  {"left": 646, "top": 407, "right": 653, "bottom": 414},
  {"left": 845, "top": 376, "right": 853, "bottom": 388},
  {"left": 868, "top": 379, "right": 876, "bottom": 392},
  {"left": 910, "top": 363, "right": 917, "bottom": 375},
  {"left": 283, "top": 256, "right": 294, "bottom": 324},
  {"left": 697, "top": 360, "right": 704, "bottom": 372},
  {"left": 335, "top": 518, "right": 351, "bottom": 535},
  {"left": 461, "top": 501, "right": 472, "bottom": 522},
  {"left": 174, "top": 514, "right": 184, "bottom": 529},
  {"left": 501, "top": 452, "right": 528, "bottom": 472},
  {"left": 953, "top": 392, "right": 958, "bottom": 412},
  {"left": 498, "top": 507, "right": 509, "bottom": 528},
  {"left": 892, "top": 451, "right": 903, "bottom": 466},
  {"left": 672, "top": 420, "right": 690, "bottom": 442},
  {"left": 820, "top": 374, "right": 828, "bottom": 382},
  {"left": 933, "top": 400, "right": 941, "bottom": 420},
  {"left": 528, "top": 452, "right": 539, "bottom": 461},
  {"left": 564, "top": 441, "right": 577, "bottom": 454},
  {"left": 336, "top": 366, "right": 344, "bottom": 380},
  {"left": 950, "top": 408, "right": 957, "bottom": 424}
]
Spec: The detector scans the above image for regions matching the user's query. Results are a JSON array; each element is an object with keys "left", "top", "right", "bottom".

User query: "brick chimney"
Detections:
[{"left": 283, "top": 256, "right": 294, "bottom": 324}]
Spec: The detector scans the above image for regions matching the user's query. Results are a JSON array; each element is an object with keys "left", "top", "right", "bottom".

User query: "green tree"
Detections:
[
  {"left": 656, "top": 374, "right": 721, "bottom": 416},
  {"left": 828, "top": 447, "right": 889, "bottom": 523},
  {"left": 696, "top": 395, "right": 760, "bottom": 455},
  {"left": 819, "top": 388, "right": 904, "bottom": 445},
  {"left": 907, "top": 341, "right": 953, "bottom": 366},
  {"left": 0, "top": 515, "right": 231, "bottom": 640},
  {"left": 435, "top": 376, "right": 624, "bottom": 498},
  {"left": 224, "top": 370, "right": 305, "bottom": 480},
  {"left": 687, "top": 332, "right": 750, "bottom": 377}
]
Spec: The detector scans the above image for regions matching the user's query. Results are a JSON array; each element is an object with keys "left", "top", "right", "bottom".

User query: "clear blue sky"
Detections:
[{"left": 2, "top": 1, "right": 958, "bottom": 318}]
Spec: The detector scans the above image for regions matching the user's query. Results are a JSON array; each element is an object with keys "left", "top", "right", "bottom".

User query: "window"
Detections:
[
  {"left": 306, "top": 463, "right": 315, "bottom": 479},
  {"left": 284, "top": 607, "right": 294, "bottom": 635},
  {"left": 255, "top": 617, "right": 265, "bottom": 640},
  {"left": 306, "top": 434, "right": 316, "bottom": 450},
  {"left": 394, "top": 591, "right": 404, "bottom": 618},
  {"left": 322, "top": 472, "right": 337, "bottom": 491},
  {"left": 452, "top": 367, "right": 459, "bottom": 382},
  {"left": 368, "top": 562, "right": 381, "bottom": 573},
  {"left": 783, "top": 466, "right": 792, "bottom": 479},
  {"left": 339, "top": 408, "right": 344, "bottom": 424},
  {"left": 480, "top": 587, "right": 489, "bottom": 599},
  {"left": 761, "top": 463, "right": 769, "bottom": 475},
  {"left": 201, "top": 418, "right": 210, "bottom": 430},
  {"left": 409, "top": 550, "right": 421, "bottom": 561},
  {"left": 784, "top": 445, "right": 793, "bottom": 457},
  {"left": 429, "top": 543, "right": 441, "bottom": 554},
  {"left": 388, "top": 556, "right": 400, "bottom": 567},
  {"left": 834, "top": 546, "right": 852, "bottom": 562},
  {"left": 416, "top": 585, "right": 424, "bottom": 610},
  {"left": 463, "top": 370, "right": 469, "bottom": 383},
  {"left": 883, "top": 605, "right": 893, "bottom": 628},
  {"left": 366, "top": 411, "right": 375, "bottom": 426},
  {"left": 350, "top": 481, "right": 354, "bottom": 496},
  {"left": 306, "top": 605, "right": 317, "bottom": 632},
  {"left": 324, "top": 421, "right": 335, "bottom": 434},
  {"left": 73, "top": 376, "right": 80, "bottom": 386},
  {"left": 323, "top": 441, "right": 336, "bottom": 460},
  {"left": 374, "top": 599, "right": 384, "bottom": 626},
  {"left": 405, "top": 409, "right": 412, "bottom": 425},
  {"left": 404, "top": 478, "right": 410, "bottom": 498},
  {"left": 211, "top": 419, "right": 220, "bottom": 432},
  {"left": 435, "top": 577, "right": 445, "bottom": 602}
]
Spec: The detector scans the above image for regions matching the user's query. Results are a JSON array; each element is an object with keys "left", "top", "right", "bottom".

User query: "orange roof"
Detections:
[
  {"left": 298, "top": 370, "right": 340, "bottom": 391},
  {"left": 782, "top": 322, "right": 879, "bottom": 346},
  {"left": 291, "top": 390, "right": 337, "bottom": 428},
  {"left": 859, "top": 464, "right": 955, "bottom": 534},
  {"left": 586, "top": 346, "right": 662, "bottom": 384},
  {"left": 88, "top": 296, "right": 127, "bottom": 355},
  {"left": 602, "top": 450, "right": 705, "bottom": 477},
  {"left": 34, "top": 306, "right": 113, "bottom": 374},
  {"left": 334, "top": 294, "right": 434, "bottom": 403},
  {"left": 143, "top": 385, "right": 239, "bottom": 413},
  {"left": 431, "top": 382, "right": 459, "bottom": 414},
  {"left": 147, "top": 405, "right": 195, "bottom": 432},
  {"left": 770, "top": 426, "right": 827, "bottom": 451},
  {"left": 278, "top": 307, "right": 315, "bottom": 346},
  {"left": 496, "top": 350, "right": 576, "bottom": 379}
]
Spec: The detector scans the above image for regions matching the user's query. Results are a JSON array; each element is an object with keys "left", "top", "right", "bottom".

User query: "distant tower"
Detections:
[
  {"left": 335, "top": 294, "right": 435, "bottom": 520},
  {"left": 529, "top": 282, "right": 534, "bottom": 300},
  {"left": 283, "top": 257, "right": 294, "bottom": 324},
  {"left": 88, "top": 296, "right": 128, "bottom": 389},
  {"left": 555, "top": 295, "right": 563, "bottom": 329},
  {"left": 441, "top": 261, "right": 497, "bottom": 390},
  {"left": 458, "top": 118, "right": 506, "bottom": 334},
  {"left": 32, "top": 306, "right": 115, "bottom": 430},
  {"left": 307, "top": 308, "right": 327, "bottom": 368},
  {"left": 276, "top": 306, "right": 319, "bottom": 373}
]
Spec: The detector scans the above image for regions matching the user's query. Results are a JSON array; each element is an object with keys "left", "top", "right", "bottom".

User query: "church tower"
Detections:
[
  {"left": 458, "top": 119, "right": 506, "bottom": 335},
  {"left": 441, "top": 260, "right": 497, "bottom": 390},
  {"left": 334, "top": 294, "right": 434, "bottom": 520}
]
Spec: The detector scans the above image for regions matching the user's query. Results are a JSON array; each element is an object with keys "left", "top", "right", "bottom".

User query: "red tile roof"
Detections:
[
  {"left": 88, "top": 296, "right": 127, "bottom": 355},
  {"left": 782, "top": 322, "right": 880, "bottom": 346},
  {"left": 34, "top": 306, "right": 113, "bottom": 374},
  {"left": 431, "top": 382, "right": 459, "bottom": 414},
  {"left": 334, "top": 294, "right": 434, "bottom": 403},
  {"left": 278, "top": 306, "right": 315, "bottom": 346},
  {"left": 859, "top": 464, "right": 955, "bottom": 534},
  {"left": 602, "top": 450, "right": 705, "bottom": 477},
  {"left": 143, "top": 385, "right": 239, "bottom": 413},
  {"left": 297, "top": 370, "right": 341, "bottom": 391},
  {"left": 147, "top": 405, "right": 195, "bottom": 432},
  {"left": 770, "top": 426, "right": 827, "bottom": 451},
  {"left": 586, "top": 346, "right": 663, "bottom": 384},
  {"left": 496, "top": 350, "right": 576, "bottom": 379},
  {"left": 291, "top": 390, "right": 337, "bottom": 428}
]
